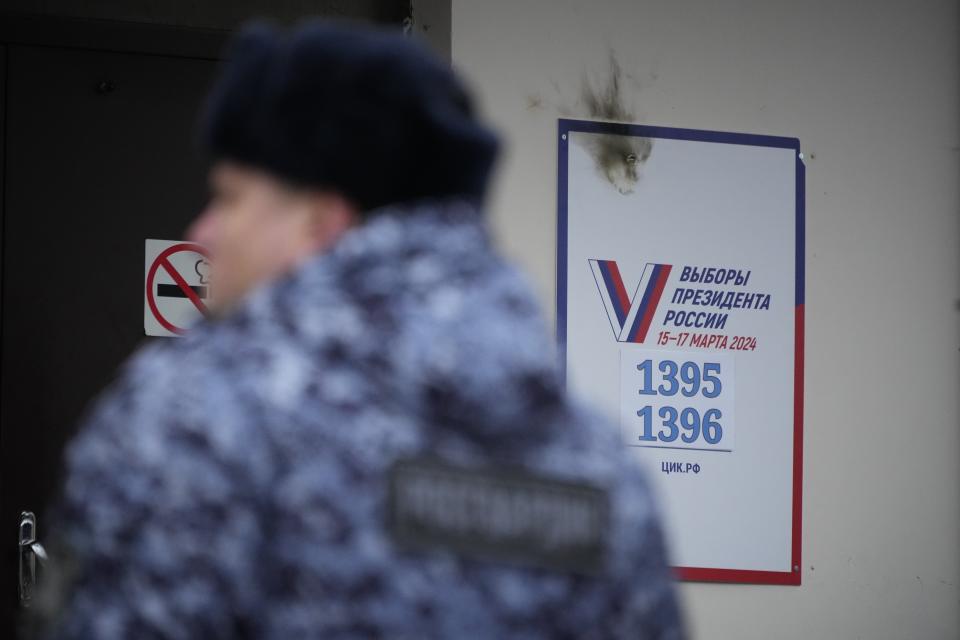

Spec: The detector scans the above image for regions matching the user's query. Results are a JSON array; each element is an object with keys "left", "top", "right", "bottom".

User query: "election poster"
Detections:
[{"left": 557, "top": 119, "right": 804, "bottom": 584}]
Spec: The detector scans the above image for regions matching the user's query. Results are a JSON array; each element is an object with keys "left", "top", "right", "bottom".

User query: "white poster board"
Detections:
[{"left": 557, "top": 119, "right": 804, "bottom": 585}]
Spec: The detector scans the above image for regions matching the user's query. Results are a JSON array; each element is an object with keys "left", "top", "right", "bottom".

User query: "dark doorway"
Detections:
[
  {"left": 0, "top": 31, "right": 220, "bottom": 636},
  {"left": 0, "top": 7, "right": 414, "bottom": 633}
]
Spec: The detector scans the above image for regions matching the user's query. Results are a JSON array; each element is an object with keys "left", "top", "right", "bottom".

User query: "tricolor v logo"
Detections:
[{"left": 589, "top": 260, "right": 672, "bottom": 343}]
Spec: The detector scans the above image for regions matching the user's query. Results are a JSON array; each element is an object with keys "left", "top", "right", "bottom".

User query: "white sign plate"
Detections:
[{"left": 144, "top": 239, "right": 211, "bottom": 337}]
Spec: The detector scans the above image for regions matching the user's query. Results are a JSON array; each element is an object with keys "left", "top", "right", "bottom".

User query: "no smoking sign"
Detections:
[{"left": 144, "top": 239, "right": 211, "bottom": 337}]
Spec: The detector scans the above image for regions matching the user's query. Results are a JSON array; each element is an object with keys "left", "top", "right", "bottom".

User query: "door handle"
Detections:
[{"left": 19, "top": 511, "right": 47, "bottom": 608}]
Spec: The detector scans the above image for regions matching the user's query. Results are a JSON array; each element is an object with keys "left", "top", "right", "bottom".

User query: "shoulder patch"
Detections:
[{"left": 388, "top": 457, "right": 610, "bottom": 574}]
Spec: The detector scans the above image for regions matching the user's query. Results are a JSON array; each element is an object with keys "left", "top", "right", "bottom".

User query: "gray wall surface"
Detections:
[{"left": 452, "top": 1, "right": 960, "bottom": 638}]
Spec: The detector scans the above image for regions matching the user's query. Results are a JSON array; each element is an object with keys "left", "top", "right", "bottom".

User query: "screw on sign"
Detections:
[{"left": 144, "top": 240, "right": 212, "bottom": 337}]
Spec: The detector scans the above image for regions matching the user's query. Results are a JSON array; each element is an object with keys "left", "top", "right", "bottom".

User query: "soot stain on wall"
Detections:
[{"left": 575, "top": 53, "right": 653, "bottom": 195}]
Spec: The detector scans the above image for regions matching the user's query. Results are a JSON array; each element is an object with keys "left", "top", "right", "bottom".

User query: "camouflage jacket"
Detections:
[{"left": 45, "top": 201, "right": 685, "bottom": 639}]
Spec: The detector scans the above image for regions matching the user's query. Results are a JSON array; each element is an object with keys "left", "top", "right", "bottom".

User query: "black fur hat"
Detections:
[{"left": 200, "top": 21, "right": 499, "bottom": 212}]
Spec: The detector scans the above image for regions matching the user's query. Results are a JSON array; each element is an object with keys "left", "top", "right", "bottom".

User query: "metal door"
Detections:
[{"left": 0, "top": 41, "right": 216, "bottom": 635}]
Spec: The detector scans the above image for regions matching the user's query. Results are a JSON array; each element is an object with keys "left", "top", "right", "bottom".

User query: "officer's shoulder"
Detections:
[{"left": 94, "top": 324, "right": 273, "bottom": 460}]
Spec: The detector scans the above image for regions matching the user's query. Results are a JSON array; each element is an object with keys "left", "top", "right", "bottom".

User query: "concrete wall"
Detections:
[
  {"left": 452, "top": 1, "right": 960, "bottom": 638},
  {"left": 411, "top": 0, "right": 451, "bottom": 61}
]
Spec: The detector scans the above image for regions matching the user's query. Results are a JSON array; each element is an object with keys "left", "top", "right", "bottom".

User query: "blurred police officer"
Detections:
[{"left": 41, "top": 21, "right": 685, "bottom": 639}]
